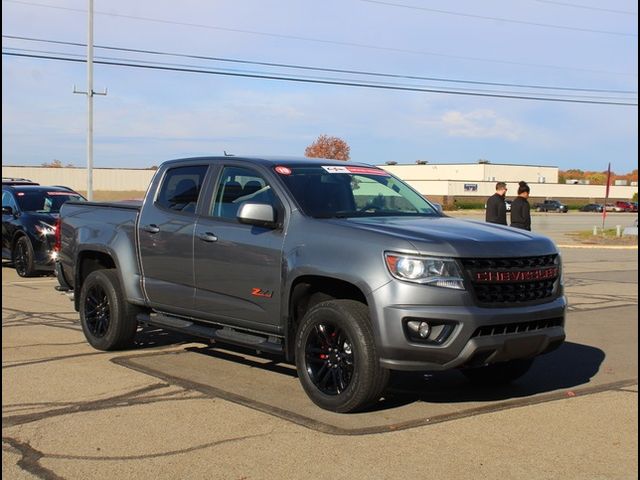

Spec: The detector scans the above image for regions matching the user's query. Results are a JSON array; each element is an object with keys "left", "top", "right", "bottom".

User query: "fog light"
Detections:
[{"left": 407, "top": 320, "right": 431, "bottom": 339}]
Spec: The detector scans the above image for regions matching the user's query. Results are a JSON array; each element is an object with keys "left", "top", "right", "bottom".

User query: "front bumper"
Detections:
[{"left": 369, "top": 282, "right": 566, "bottom": 371}]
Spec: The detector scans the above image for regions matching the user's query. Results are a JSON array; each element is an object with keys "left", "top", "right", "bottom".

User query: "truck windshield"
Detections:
[
  {"left": 276, "top": 165, "right": 439, "bottom": 218},
  {"left": 16, "top": 191, "right": 84, "bottom": 213}
]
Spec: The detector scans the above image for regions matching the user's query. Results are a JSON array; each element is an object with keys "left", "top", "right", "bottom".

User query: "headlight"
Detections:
[
  {"left": 35, "top": 223, "right": 56, "bottom": 236},
  {"left": 385, "top": 253, "right": 465, "bottom": 290}
]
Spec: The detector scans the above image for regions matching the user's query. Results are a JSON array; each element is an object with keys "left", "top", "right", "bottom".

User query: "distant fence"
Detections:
[{"left": 2, "top": 166, "right": 155, "bottom": 192}]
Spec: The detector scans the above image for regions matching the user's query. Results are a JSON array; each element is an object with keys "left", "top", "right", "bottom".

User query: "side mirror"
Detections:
[
  {"left": 2, "top": 206, "right": 14, "bottom": 216},
  {"left": 237, "top": 203, "right": 278, "bottom": 229},
  {"left": 432, "top": 202, "right": 443, "bottom": 214}
]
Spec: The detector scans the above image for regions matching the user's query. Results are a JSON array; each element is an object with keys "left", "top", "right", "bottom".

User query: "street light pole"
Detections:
[
  {"left": 87, "top": 0, "right": 94, "bottom": 200},
  {"left": 73, "top": 0, "right": 106, "bottom": 201}
]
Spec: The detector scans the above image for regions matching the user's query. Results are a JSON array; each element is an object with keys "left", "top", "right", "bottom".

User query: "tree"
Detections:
[
  {"left": 41, "top": 159, "right": 74, "bottom": 167},
  {"left": 587, "top": 172, "right": 607, "bottom": 185},
  {"left": 42, "top": 159, "right": 64, "bottom": 168},
  {"left": 305, "top": 135, "right": 350, "bottom": 161}
]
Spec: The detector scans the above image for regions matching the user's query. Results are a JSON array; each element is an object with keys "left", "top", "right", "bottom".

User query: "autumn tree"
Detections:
[
  {"left": 42, "top": 159, "right": 63, "bottom": 168},
  {"left": 41, "top": 159, "right": 74, "bottom": 167},
  {"left": 305, "top": 135, "right": 350, "bottom": 161}
]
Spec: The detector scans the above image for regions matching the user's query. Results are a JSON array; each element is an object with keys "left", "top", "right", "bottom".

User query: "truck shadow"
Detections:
[
  {"left": 376, "top": 341, "right": 606, "bottom": 409},
  {"left": 180, "top": 340, "right": 605, "bottom": 411}
]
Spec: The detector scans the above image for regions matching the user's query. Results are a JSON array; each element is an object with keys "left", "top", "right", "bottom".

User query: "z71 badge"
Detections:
[{"left": 251, "top": 288, "right": 274, "bottom": 298}]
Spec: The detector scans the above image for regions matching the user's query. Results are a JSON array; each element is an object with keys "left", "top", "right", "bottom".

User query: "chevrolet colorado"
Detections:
[{"left": 56, "top": 156, "right": 566, "bottom": 412}]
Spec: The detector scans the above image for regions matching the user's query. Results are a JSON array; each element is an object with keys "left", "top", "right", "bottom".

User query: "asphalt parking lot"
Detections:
[{"left": 2, "top": 216, "right": 638, "bottom": 479}]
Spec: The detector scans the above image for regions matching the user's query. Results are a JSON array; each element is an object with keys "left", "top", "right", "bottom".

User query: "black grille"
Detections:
[
  {"left": 471, "top": 317, "right": 564, "bottom": 338},
  {"left": 462, "top": 255, "right": 559, "bottom": 305},
  {"left": 461, "top": 254, "right": 557, "bottom": 270}
]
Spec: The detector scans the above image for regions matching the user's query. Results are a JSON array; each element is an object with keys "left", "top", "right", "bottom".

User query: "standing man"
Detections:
[
  {"left": 485, "top": 181, "right": 508, "bottom": 225},
  {"left": 511, "top": 181, "right": 532, "bottom": 231}
]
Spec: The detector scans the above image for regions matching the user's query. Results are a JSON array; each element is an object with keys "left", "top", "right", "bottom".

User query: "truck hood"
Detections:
[{"left": 329, "top": 216, "right": 558, "bottom": 257}]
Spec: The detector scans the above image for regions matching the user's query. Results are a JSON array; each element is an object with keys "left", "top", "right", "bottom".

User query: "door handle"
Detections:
[
  {"left": 199, "top": 232, "right": 218, "bottom": 243},
  {"left": 143, "top": 224, "right": 160, "bottom": 234}
]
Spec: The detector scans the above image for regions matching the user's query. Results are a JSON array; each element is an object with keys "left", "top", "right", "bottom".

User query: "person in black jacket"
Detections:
[
  {"left": 485, "top": 182, "right": 508, "bottom": 225},
  {"left": 510, "top": 181, "right": 531, "bottom": 231}
]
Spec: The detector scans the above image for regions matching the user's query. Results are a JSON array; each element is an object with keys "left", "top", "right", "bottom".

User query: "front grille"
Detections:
[
  {"left": 471, "top": 317, "right": 564, "bottom": 338},
  {"left": 461, "top": 254, "right": 559, "bottom": 305}
]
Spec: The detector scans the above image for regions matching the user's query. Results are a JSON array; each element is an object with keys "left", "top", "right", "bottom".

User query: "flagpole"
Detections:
[{"left": 602, "top": 162, "right": 611, "bottom": 233}]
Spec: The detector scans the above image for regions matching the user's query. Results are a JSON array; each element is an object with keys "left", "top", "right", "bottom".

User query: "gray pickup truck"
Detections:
[{"left": 56, "top": 156, "right": 566, "bottom": 412}]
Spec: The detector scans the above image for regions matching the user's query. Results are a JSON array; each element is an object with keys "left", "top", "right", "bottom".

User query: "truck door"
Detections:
[
  {"left": 193, "top": 165, "right": 285, "bottom": 331},
  {"left": 138, "top": 164, "right": 209, "bottom": 314}
]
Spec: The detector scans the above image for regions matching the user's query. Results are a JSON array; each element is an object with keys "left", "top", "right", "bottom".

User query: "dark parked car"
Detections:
[
  {"left": 534, "top": 200, "right": 569, "bottom": 213},
  {"left": 2, "top": 177, "right": 39, "bottom": 186},
  {"left": 579, "top": 203, "right": 603, "bottom": 212},
  {"left": 2, "top": 185, "right": 85, "bottom": 276}
]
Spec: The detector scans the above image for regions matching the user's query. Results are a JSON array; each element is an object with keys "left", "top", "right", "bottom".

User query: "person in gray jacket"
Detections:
[
  {"left": 485, "top": 181, "right": 508, "bottom": 225},
  {"left": 511, "top": 181, "right": 531, "bottom": 231}
]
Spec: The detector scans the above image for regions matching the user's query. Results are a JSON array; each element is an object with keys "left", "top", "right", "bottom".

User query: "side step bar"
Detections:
[{"left": 137, "top": 312, "right": 283, "bottom": 355}]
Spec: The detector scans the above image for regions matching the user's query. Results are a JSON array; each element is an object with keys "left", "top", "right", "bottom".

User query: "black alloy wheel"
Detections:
[
  {"left": 295, "top": 299, "right": 389, "bottom": 413},
  {"left": 79, "top": 269, "right": 140, "bottom": 351},
  {"left": 13, "top": 237, "right": 36, "bottom": 277},
  {"left": 83, "top": 284, "right": 111, "bottom": 338},
  {"left": 304, "top": 321, "right": 354, "bottom": 395}
]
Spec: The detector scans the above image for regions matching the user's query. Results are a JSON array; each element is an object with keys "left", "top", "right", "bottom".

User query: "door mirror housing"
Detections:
[
  {"left": 2, "top": 206, "right": 14, "bottom": 216},
  {"left": 237, "top": 203, "right": 278, "bottom": 229}
]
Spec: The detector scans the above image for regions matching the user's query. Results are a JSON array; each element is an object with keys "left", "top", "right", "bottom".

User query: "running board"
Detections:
[{"left": 137, "top": 312, "right": 283, "bottom": 355}]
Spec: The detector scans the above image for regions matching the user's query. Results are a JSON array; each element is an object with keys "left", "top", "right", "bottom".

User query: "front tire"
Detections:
[
  {"left": 13, "top": 236, "right": 36, "bottom": 277},
  {"left": 295, "top": 300, "right": 389, "bottom": 413},
  {"left": 461, "top": 358, "right": 534, "bottom": 386},
  {"left": 79, "top": 269, "right": 140, "bottom": 351}
]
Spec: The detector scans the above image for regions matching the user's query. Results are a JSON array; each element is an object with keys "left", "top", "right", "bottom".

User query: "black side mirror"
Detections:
[
  {"left": 237, "top": 203, "right": 278, "bottom": 229},
  {"left": 2, "top": 206, "right": 14, "bottom": 216}
]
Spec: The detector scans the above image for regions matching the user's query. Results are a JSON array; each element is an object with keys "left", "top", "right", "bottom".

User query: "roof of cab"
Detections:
[{"left": 158, "top": 156, "right": 373, "bottom": 168}]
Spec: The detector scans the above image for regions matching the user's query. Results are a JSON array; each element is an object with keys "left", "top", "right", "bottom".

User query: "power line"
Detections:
[
  {"left": 2, "top": 0, "right": 636, "bottom": 77},
  {"left": 4, "top": 35, "right": 636, "bottom": 95},
  {"left": 533, "top": 0, "right": 637, "bottom": 16},
  {"left": 3, "top": 51, "right": 637, "bottom": 106},
  {"left": 6, "top": 46, "right": 636, "bottom": 101},
  {"left": 358, "top": 0, "right": 637, "bottom": 37}
]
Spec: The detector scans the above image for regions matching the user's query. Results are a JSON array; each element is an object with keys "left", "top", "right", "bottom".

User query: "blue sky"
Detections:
[{"left": 2, "top": 0, "right": 638, "bottom": 173}]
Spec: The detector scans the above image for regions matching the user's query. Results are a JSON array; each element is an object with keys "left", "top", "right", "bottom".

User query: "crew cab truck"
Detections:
[{"left": 56, "top": 157, "right": 566, "bottom": 413}]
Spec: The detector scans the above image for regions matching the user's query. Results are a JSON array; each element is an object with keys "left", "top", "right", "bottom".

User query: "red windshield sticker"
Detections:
[
  {"left": 47, "top": 192, "right": 78, "bottom": 196},
  {"left": 346, "top": 167, "right": 390, "bottom": 176},
  {"left": 275, "top": 166, "right": 292, "bottom": 175}
]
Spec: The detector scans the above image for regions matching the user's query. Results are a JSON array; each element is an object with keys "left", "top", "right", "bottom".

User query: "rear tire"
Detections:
[
  {"left": 13, "top": 236, "right": 37, "bottom": 277},
  {"left": 295, "top": 300, "right": 388, "bottom": 413},
  {"left": 79, "top": 269, "right": 140, "bottom": 351},
  {"left": 462, "top": 358, "right": 534, "bottom": 386}
]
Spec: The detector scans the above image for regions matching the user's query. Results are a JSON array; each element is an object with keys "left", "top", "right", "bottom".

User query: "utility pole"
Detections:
[{"left": 73, "top": 0, "right": 106, "bottom": 200}]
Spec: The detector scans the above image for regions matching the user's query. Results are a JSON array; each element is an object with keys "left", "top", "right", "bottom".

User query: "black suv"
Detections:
[
  {"left": 2, "top": 184, "right": 85, "bottom": 276},
  {"left": 534, "top": 200, "right": 569, "bottom": 213}
]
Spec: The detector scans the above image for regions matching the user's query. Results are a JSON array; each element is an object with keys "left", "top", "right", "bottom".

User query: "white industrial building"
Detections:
[{"left": 379, "top": 162, "right": 637, "bottom": 204}]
